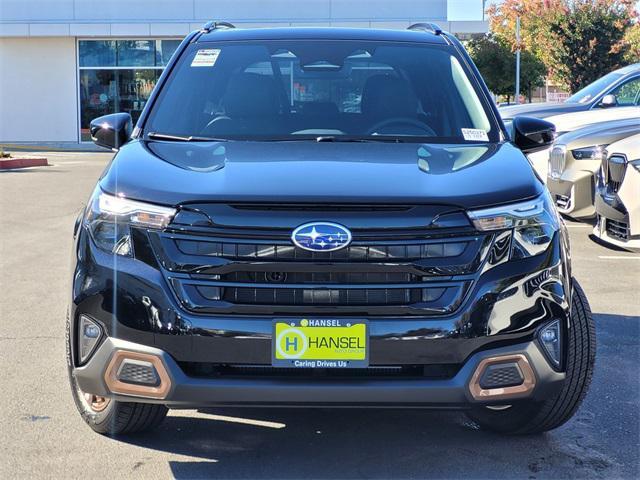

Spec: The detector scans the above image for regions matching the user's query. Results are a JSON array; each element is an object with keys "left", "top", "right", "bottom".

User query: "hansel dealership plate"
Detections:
[{"left": 272, "top": 319, "right": 368, "bottom": 368}]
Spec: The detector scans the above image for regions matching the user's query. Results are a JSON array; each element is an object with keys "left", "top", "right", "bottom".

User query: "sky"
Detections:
[
  {"left": 448, "top": 1, "right": 640, "bottom": 22},
  {"left": 447, "top": 0, "right": 487, "bottom": 21}
]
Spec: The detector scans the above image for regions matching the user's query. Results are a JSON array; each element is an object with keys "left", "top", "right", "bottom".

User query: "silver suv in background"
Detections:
[
  {"left": 500, "top": 64, "right": 640, "bottom": 120},
  {"left": 548, "top": 119, "right": 640, "bottom": 218},
  {"left": 594, "top": 133, "right": 640, "bottom": 251}
]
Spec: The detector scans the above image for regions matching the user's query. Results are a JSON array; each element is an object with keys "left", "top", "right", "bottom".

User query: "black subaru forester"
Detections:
[{"left": 68, "top": 23, "right": 595, "bottom": 435}]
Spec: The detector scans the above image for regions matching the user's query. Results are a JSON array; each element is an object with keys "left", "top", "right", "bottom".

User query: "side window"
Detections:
[{"left": 611, "top": 77, "right": 640, "bottom": 106}]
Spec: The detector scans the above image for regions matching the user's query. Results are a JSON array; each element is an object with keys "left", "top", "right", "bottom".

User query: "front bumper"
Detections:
[
  {"left": 547, "top": 171, "right": 596, "bottom": 218},
  {"left": 593, "top": 214, "right": 640, "bottom": 251},
  {"left": 594, "top": 165, "right": 640, "bottom": 251},
  {"left": 526, "top": 147, "right": 551, "bottom": 180},
  {"left": 69, "top": 213, "right": 573, "bottom": 408},
  {"left": 74, "top": 336, "right": 565, "bottom": 408}
]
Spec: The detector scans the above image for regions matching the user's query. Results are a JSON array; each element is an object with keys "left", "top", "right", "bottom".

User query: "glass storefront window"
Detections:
[
  {"left": 117, "top": 40, "right": 156, "bottom": 67},
  {"left": 79, "top": 69, "right": 117, "bottom": 132},
  {"left": 157, "top": 40, "right": 181, "bottom": 66},
  {"left": 78, "top": 39, "right": 180, "bottom": 141},
  {"left": 79, "top": 40, "right": 116, "bottom": 67}
]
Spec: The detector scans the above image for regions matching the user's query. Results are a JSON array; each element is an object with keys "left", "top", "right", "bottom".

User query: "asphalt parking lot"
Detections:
[{"left": 0, "top": 151, "right": 638, "bottom": 479}]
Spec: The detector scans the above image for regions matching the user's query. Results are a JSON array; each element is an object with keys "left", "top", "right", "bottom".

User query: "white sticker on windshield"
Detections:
[
  {"left": 461, "top": 128, "right": 489, "bottom": 142},
  {"left": 191, "top": 49, "right": 221, "bottom": 67}
]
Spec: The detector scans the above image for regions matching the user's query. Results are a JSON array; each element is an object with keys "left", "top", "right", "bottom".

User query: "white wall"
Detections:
[
  {"left": 0, "top": 0, "right": 487, "bottom": 37},
  {"left": 0, "top": 0, "right": 449, "bottom": 22},
  {"left": 0, "top": 37, "right": 78, "bottom": 142},
  {"left": 0, "top": 0, "right": 481, "bottom": 36}
]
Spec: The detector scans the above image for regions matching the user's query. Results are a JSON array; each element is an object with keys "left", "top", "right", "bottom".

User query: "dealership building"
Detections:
[{"left": 0, "top": 0, "right": 487, "bottom": 144}]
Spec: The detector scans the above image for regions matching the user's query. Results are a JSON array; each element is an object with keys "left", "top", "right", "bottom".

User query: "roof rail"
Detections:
[
  {"left": 200, "top": 21, "right": 236, "bottom": 33},
  {"left": 407, "top": 23, "right": 443, "bottom": 35}
]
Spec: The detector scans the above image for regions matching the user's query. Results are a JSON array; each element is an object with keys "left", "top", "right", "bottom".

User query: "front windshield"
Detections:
[
  {"left": 145, "top": 40, "right": 497, "bottom": 143},
  {"left": 565, "top": 72, "right": 623, "bottom": 104}
]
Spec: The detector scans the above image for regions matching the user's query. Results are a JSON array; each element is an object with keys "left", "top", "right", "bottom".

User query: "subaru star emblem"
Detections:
[{"left": 291, "top": 222, "right": 352, "bottom": 252}]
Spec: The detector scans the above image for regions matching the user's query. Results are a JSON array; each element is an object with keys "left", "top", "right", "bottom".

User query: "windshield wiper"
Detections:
[
  {"left": 315, "top": 136, "right": 407, "bottom": 143},
  {"left": 147, "top": 132, "right": 229, "bottom": 142}
]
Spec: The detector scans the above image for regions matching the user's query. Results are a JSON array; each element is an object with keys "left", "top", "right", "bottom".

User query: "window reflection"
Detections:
[
  {"left": 79, "top": 40, "right": 116, "bottom": 67},
  {"left": 117, "top": 40, "right": 155, "bottom": 67},
  {"left": 157, "top": 40, "right": 181, "bottom": 66},
  {"left": 78, "top": 39, "right": 178, "bottom": 141},
  {"left": 79, "top": 70, "right": 116, "bottom": 137}
]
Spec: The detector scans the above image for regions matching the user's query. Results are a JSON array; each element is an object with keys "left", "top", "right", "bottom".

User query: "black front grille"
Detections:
[
  {"left": 150, "top": 207, "right": 490, "bottom": 316},
  {"left": 172, "top": 278, "right": 470, "bottom": 315},
  {"left": 223, "top": 271, "right": 417, "bottom": 284},
  {"left": 606, "top": 219, "right": 630, "bottom": 241},
  {"left": 555, "top": 194, "right": 571, "bottom": 210},
  {"left": 604, "top": 154, "right": 627, "bottom": 193},
  {"left": 219, "top": 286, "right": 445, "bottom": 306},
  {"left": 175, "top": 239, "right": 468, "bottom": 262},
  {"left": 179, "top": 362, "right": 461, "bottom": 380}
]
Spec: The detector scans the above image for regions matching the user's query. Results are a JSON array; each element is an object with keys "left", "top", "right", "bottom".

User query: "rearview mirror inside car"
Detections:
[
  {"left": 599, "top": 94, "right": 617, "bottom": 108},
  {"left": 89, "top": 113, "right": 133, "bottom": 150},
  {"left": 511, "top": 116, "right": 556, "bottom": 154}
]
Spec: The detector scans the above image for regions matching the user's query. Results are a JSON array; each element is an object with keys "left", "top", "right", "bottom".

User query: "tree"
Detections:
[
  {"left": 624, "top": 21, "right": 640, "bottom": 62},
  {"left": 469, "top": 35, "right": 546, "bottom": 102},
  {"left": 468, "top": 35, "right": 513, "bottom": 100},
  {"left": 486, "top": 0, "right": 562, "bottom": 70},
  {"left": 487, "top": 0, "right": 637, "bottom": 92},
  {"left": 519, "top": 50, "right": 548, "bottom": 101},
  {"left": 548, "top": 1, "right": 636, "bottom": 92}
]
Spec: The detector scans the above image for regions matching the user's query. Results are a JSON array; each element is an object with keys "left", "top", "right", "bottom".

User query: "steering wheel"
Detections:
[
  {"left": 367, "top": 117, "right": 436, "bottom": 136},
  {"left": 203, "top": 115, "right": 232, "bottom": 132}
]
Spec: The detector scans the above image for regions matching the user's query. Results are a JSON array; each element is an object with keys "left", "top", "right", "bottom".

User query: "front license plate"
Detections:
[{"left": 272, "top": 319, "right": 368, "bottom": 368}]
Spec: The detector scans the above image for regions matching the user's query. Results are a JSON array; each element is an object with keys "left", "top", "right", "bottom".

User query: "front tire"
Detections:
[
  {"left": 465, "top": 279, "right": 595, "bottom": 434},
  {"left": 66, "top": 318, "right": 168, "bottom": 435}
]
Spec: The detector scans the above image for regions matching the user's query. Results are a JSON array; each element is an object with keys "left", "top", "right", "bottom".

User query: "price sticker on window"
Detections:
[
  {"left": 461, "top": 128, "right": 489, "bottom": 142},
  {"left": 191, "top": 49, "right": 221, "bottom": 67}
]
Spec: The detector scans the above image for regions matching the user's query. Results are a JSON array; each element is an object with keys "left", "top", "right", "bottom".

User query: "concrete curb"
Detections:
[{"left": 0, "top": 157, "right": 49, "bottom": 169}]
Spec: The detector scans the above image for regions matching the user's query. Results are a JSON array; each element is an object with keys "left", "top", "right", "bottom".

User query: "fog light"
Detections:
[
  {"left": 79, "top": 315, "right": 102, "bottom": 364},
  {"left": 84, "top": 324, "right": 101, "bottom": 338},
  {"left": 539, "top": 320, "right": 561, "bottom": 368}
]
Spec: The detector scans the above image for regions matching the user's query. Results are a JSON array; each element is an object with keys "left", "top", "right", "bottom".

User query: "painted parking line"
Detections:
[
  {"left": 199, "top": 413, "right": 286, "bottom": 429},
  {"left": 49, "top": 161, "right": 92, "bottom": 165},
  {"left": 597, "top": 256, "right": 640, "bottom": 260}
]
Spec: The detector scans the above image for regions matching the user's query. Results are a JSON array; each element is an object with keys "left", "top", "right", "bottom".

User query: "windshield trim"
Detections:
[{"left": 144, "top": 133, "right": 493, "bottom": 145}]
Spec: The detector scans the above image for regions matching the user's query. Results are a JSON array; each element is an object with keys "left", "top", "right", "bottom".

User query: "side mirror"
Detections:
[
  {"left": 511, "top": 116, "right": 555, "bottom": 154},
  {"left": 599, "top": 94, "right": 617, "bottom": 108},
  {"left": 89, "top": 113, "right": 132, "bottom": 150}
]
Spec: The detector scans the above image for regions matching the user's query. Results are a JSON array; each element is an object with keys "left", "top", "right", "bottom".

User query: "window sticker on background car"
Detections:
[
  {"left": 461, "top": 128, "right": 489, "bottom": 142},
  {"left": 191, "top": 49, "right": 221, "bottom": 67}
]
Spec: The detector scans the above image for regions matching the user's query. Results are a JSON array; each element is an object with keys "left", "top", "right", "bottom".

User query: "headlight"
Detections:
[
  {"left": 85, "top": 189, "right": 176, "bottom": 256},
  {"left": 571, "top": 145, "right": 607, "bottom": 161},
  {"left": 468, "top": 192, "right": 559, "bottom": 258}
]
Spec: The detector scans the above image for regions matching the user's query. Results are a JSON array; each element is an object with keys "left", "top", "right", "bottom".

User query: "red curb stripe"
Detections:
[{"left": 0, "top": 157, "right": 49, "bottom": 169}]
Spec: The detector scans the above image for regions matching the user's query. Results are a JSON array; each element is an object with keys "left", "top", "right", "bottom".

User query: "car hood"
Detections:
[
  {"left": 499, "top": 102, "right": 583, "bottom": 120},
  {"left": 100, "top": 140, "right": 543, "bottom": 210},
  {"left": 555, "top": 119, "right": 640, "bottom": 150},
  {"left": 546, "top": 107, "right": 640, "bottom": 134},
  {"left": 607, "top": 133, "right": 640, "bottom": 158}
]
